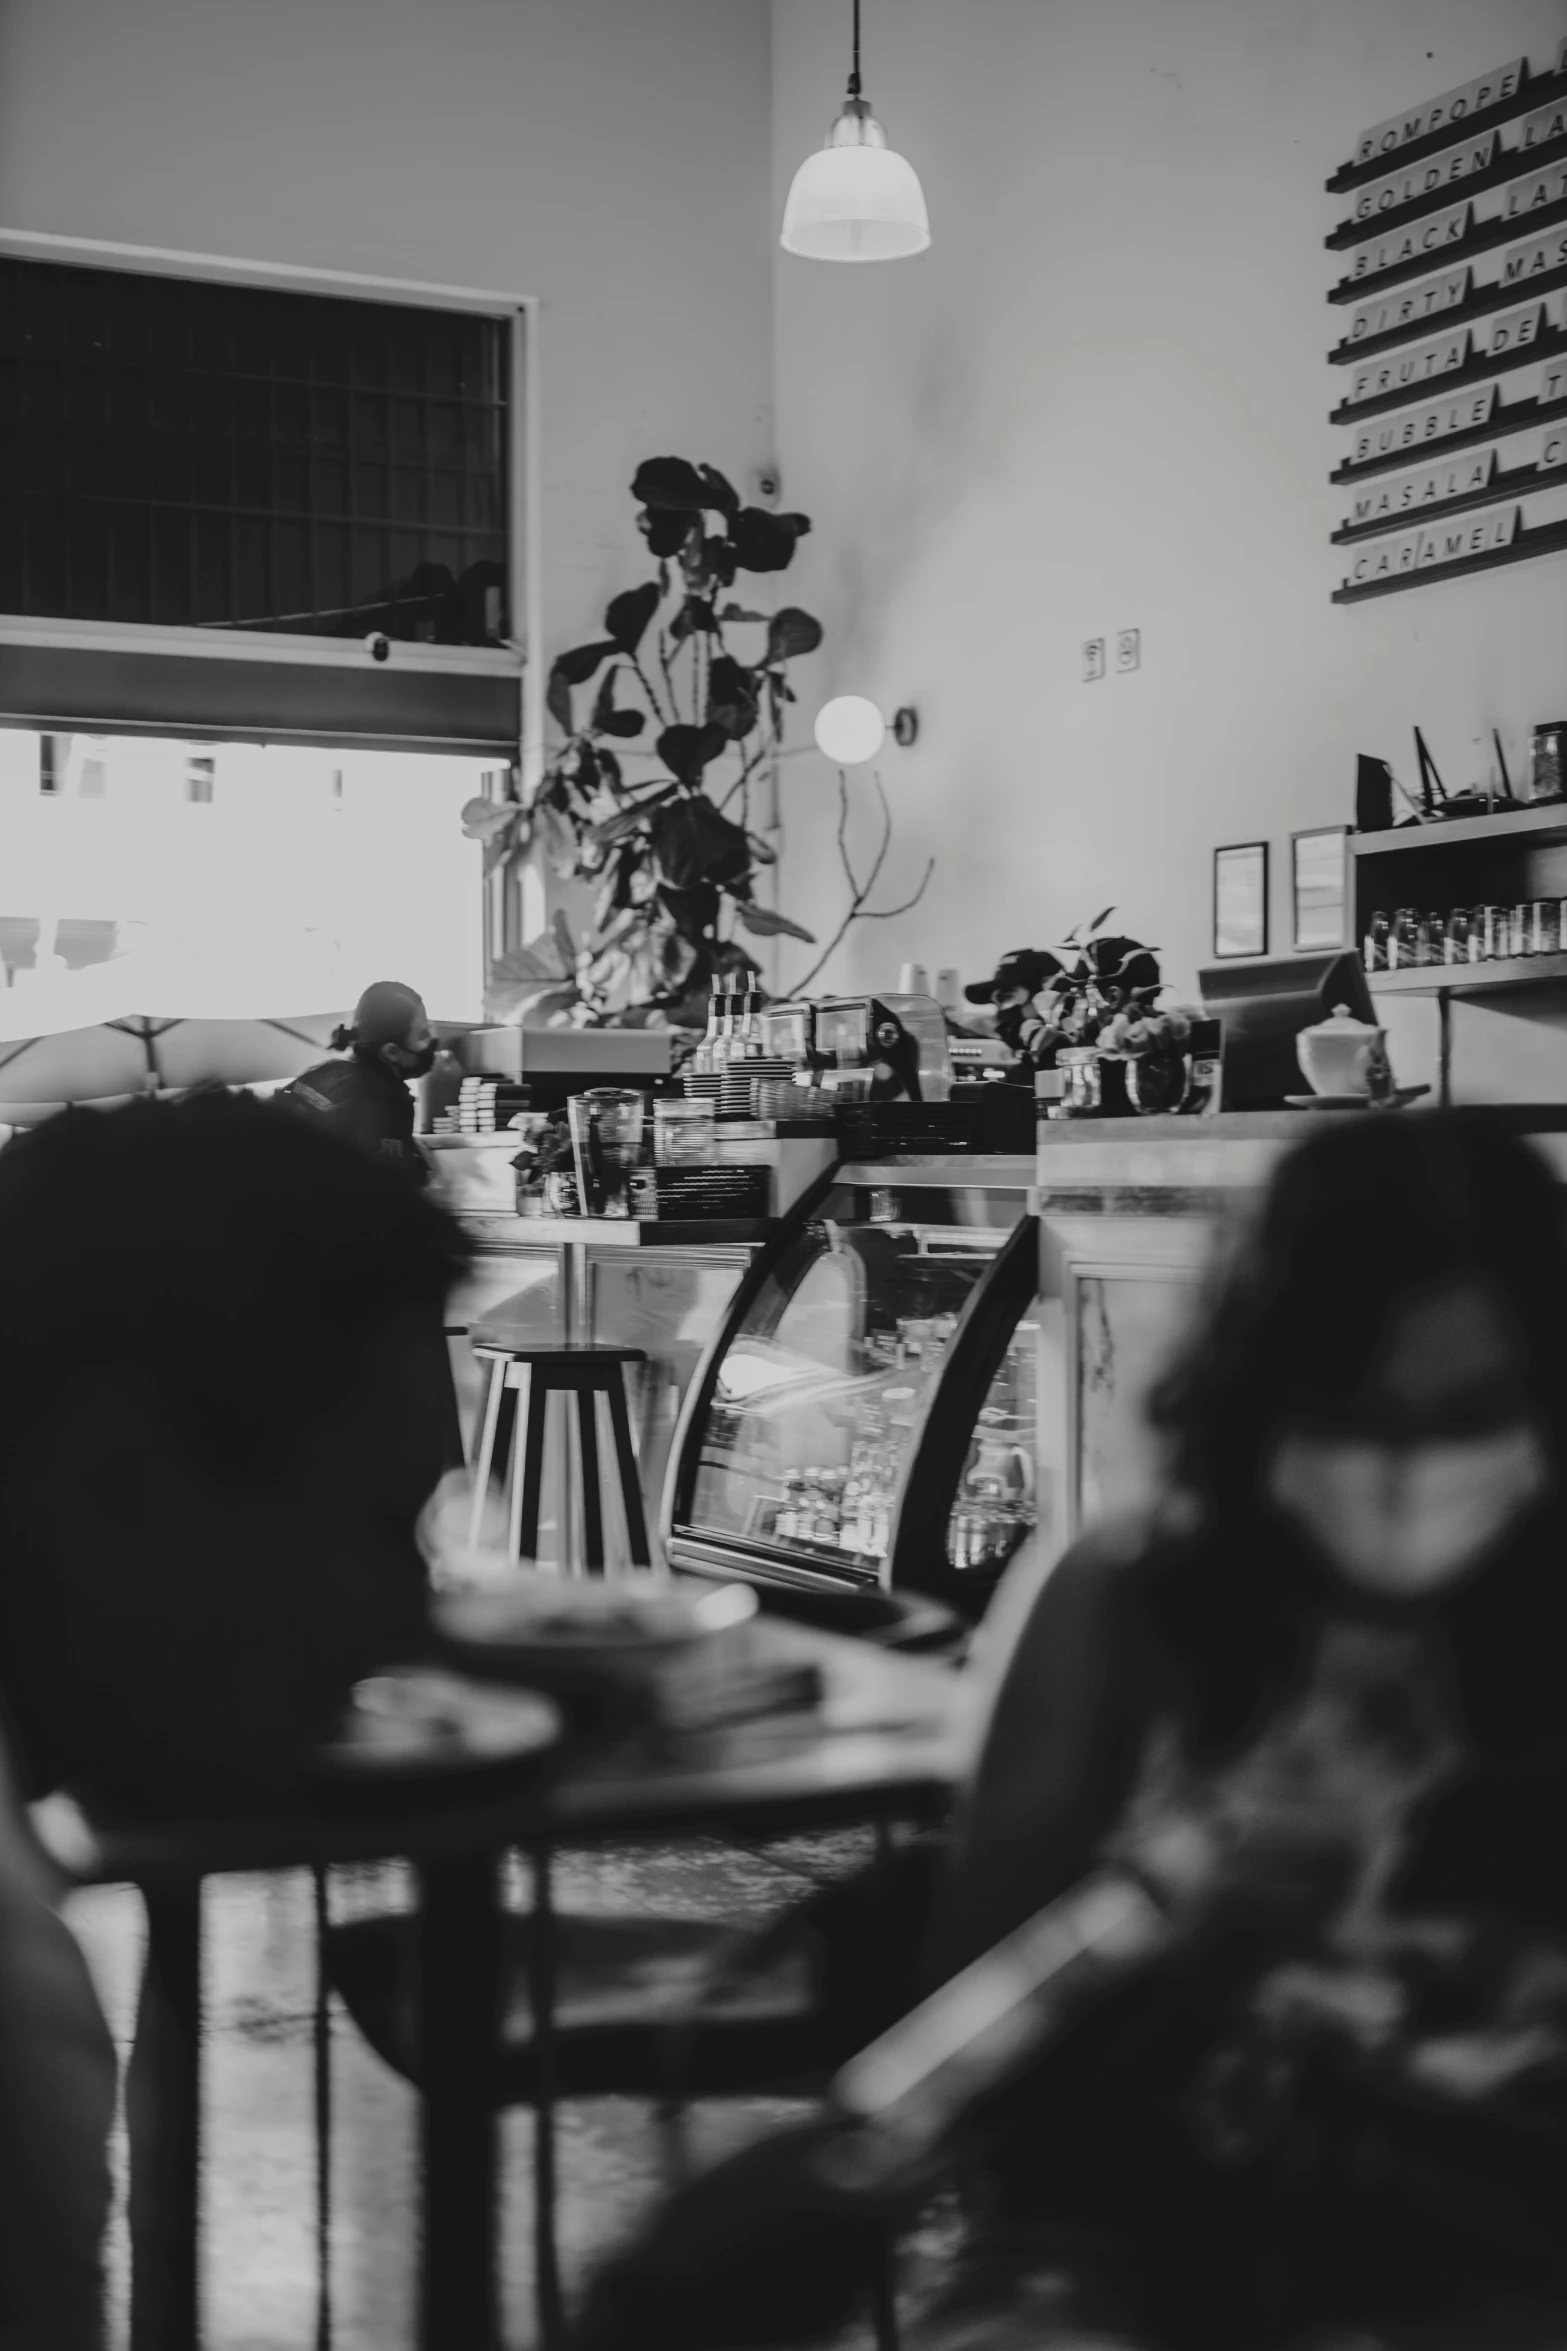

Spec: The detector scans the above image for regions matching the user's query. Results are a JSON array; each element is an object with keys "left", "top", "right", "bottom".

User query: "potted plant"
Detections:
[
  {"left": 464, "top": 457, "right": 824, "bottom": 1033},
  {"left": 1010, "top": 913, "right": 1198, "bottom": 1115}
]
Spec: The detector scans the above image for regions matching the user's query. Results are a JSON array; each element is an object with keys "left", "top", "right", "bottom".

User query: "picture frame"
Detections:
[
  {"left": 1213, "top": 841, "right": 1269, "bottom": 959},
  {"left": 1291, "top": 825, "right": 1350, "bottom": 952}
]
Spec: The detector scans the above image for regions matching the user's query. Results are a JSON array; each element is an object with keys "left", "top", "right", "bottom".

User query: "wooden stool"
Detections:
[{"left": 467, "top": 1343, "right": 651, "bottom": 1570}]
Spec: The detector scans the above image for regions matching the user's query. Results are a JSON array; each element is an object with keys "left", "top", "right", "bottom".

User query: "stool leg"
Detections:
[
  {"left": 577, "top": 1386, "right": 605, "bottom": 1572},
  {"left": 514, "top": 1374, "right": 548, "bottom": 1567},
  {"left": 606, "top": 1367, "right": 652, "bottom": 1569},
  {"left": 467, "top": 1357, "right": 507, "bottom": 1553}
]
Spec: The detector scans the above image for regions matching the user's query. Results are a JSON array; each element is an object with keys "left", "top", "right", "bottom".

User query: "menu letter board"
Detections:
[
  {"left": 1352, "top": 60, "right": 1525, "bottom": 167},
  {"left": 1348, "top": 383, "right": 1498, "bottom": 468},
  {"left": 1351, "top": 201, "right": 1472, "bottom": 281},
  {"left": 1352, "top": 133, "right": 1497, "bottom": 222},
  {"left": 1348, "top": 268, "right": 1471, "bottom": 341},
  {"left": 1348, "top": 326, "right": 1470, "bottom": 405},
  {"left": 1345, "top": 448, "right": 1497, "bottom": 529}
]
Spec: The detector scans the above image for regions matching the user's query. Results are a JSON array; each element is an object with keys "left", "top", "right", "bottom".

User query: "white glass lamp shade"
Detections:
[
  {"left": 781, "top": 105, "right": 930, "bottom": 262},
  {"left": 815, "top": 695, "right": 887, "bottom": 765}
]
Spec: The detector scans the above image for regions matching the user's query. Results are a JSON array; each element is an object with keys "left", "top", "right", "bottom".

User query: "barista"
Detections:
[
  {"left": 963, "top": 948, "right": 1064, "bottom": 1068},
  {"left": 281, "top": 980, "right": 437, "bottom": 1186}
]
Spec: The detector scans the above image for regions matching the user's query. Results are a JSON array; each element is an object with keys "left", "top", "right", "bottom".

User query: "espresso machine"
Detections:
[{"left": 808, "top": 994, "right": 953, "bottom": 1103}]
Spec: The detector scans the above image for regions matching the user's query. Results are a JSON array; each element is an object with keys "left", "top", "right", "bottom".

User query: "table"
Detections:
[{"left": 34, "top": 1617, "right": 974, "bottom": 2351}]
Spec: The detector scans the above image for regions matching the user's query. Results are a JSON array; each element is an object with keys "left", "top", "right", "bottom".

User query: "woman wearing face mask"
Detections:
[
  {"left": 280, "top": 979, "right": 438, "bottom": 1187},
  {"left": 901, "top": 1109, "right": 1567, "bottom": 2351}
]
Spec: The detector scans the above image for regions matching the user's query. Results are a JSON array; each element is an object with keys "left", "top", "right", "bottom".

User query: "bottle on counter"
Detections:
[
  {"left": 731, "top": 986, "right": 765, "bottom": 1061},
  {"left": 692, "top": 985, "right": 726, "bottom": 1076}
]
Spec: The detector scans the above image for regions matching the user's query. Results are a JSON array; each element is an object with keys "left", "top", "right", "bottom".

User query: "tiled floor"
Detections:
[{"left": 67, "top": 1829, "right": 958, "bottom": 2351}]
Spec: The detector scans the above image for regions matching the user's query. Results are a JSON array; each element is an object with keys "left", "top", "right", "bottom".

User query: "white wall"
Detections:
[
  {"left": 769, "top": 0, "right": 1567, "bottom": 1096},
  {"left": 0, "top": 0, "right": 774, "bottom": 667}
]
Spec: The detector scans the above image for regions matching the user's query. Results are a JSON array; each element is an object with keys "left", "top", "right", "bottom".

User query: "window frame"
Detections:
[{"left": 0, "top": 226, "right": 540, "bottom": 788}]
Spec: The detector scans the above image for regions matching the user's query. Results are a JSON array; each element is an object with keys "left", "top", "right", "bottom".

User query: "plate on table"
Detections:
[
  {"left": 1284, "top": 1086, "right": 1430, "bottom": 1111},
  {"left": 433, "top": 1573, "right": 758, "bottom": 1680},
  {"left": 313, "top": 1667, "right": 564, "bottom": 1781}
]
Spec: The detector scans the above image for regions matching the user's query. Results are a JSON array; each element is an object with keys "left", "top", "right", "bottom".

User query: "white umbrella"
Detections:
[{"left": 0, "top": 1010, "right": 347, "bottom": 1112}]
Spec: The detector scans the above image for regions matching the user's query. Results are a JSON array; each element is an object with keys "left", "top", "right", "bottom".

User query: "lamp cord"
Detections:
[{"left": 849, "top": 0, "right": 862, "bottom": 97}]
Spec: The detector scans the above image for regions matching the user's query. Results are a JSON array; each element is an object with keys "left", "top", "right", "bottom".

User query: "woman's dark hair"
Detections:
[
  {"left": 1139, "top": 1113, "right": 1567, "bottom": 1764},
  {"left": 1149, "top": 1111, "right": 1567, "bottom": 1518}
]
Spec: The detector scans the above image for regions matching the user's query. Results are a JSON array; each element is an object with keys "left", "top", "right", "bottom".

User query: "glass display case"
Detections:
[{"left": 663, "top": 1160, "right": 1041, "bottom": 1618}]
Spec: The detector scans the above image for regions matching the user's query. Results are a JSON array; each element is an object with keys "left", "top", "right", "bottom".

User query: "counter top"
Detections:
[
  {"left": 460, "top": 1213, "right": 770, "bottom": 1249},
  {"left": 1037, "top": 1106, "right": 1567, "bottom": 1196}
]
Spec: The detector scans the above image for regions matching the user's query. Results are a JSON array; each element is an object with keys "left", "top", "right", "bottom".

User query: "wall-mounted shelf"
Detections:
[
  {"left": 1334, "top": 455, "right": 1567, "bottom": 544},
  {"left": 1328, "top": 192, "right": 1567, "bottom": 306},
  {"left": 1327, "top": 128, "right": 1567, "bottom": 253},
  {"left": 1370, "top": 952, "right": 1567, "bottom": 995},
  {"left": 1331, "top": 260, "right": 1567, "bottom": 368},
  {"left": 1332, "top": 321, "right": 1567, "bottom": 427},
  {"left": 1333, "top": 509, "right": 1567, "bottom": 601},
  {"left": 1326, "top": 66, "right": 1567, "bottom": 196},
  {"left": 1330, "top": 389, "right": 1567, "bottom": 487},
  {"left": 1355, "top": 804, "right": 1567, "bottom": 854}
]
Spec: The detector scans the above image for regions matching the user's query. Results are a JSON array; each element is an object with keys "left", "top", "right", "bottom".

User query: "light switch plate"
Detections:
[
  {"left": 1083, "top": 638, "right": 1106, "bottom": 683},
  {"left": 1115, "top": 629, "right": 1141, "bottom": 673}
]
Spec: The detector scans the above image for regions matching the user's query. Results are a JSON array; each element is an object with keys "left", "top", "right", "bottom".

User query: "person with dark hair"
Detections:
[
  {"left": 278, "top": 977, "right": 437, "bottom": 1186},
  {"left": 0, "top": 1091, "right": 469, "bottom": 2347},
  {"left": 0, "top": 1089, "right": 470, "bottom": 1808},
  {"left": 573, "top": 1113, "right": 1567, "bottom": 2351}
]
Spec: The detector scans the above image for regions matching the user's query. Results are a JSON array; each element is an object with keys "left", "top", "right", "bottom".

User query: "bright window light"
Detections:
[{"left": 0, "top": 732, "right": 486, "bottom": 1030}]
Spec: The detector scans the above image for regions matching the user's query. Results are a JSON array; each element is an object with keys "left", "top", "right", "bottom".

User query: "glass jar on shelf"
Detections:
[
  {"left": 1530, "top": 721, "right": 1567, "bottom": 804},
  {"left": 1443, "top": 908, "right": 1470, "bottom": 966},
  {"left": 1390, "top": 909, "right": 1420, "bottom": 970},
  {"left": 1363, "top": 910, "right": 1390, "bottom": 973}
]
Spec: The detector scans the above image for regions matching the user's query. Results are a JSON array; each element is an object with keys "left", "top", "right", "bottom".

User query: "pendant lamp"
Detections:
[{"left": 780, "top": 0, "right": 930, "bottom": 263}]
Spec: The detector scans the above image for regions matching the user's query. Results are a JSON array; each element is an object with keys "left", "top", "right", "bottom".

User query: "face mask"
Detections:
[
  {"left": 1266, "top": 1423, "right": 1551, "bottom": 1601},
  {"left": 393, "top": 1039, "right": 438, "bottom": 1079}
]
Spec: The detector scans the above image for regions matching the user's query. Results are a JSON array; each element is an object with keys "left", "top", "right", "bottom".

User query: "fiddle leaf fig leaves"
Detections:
[
  {"left": 604, "top": 582, "right": 661, "bottom": 655},
  {"left": 554, "top": 640, "right": 617, "bottom": 686},
  {"left": 632, "top": 456, "right": 709, "bottom": 511},
  {"left": 591, "top": 666, "right": 646, "bottom": 738},
  {"left": 730, "top": 508, "right": 811, "bottom": 574},
  {"left": 699, "top": 464, "right": 740, "bottom": 518},
  {"left": 460, "top": 796, "right": 517, "bottom": 843},
  {"left": 496, "top": 454, "right": 850, "bottom": 1024},
  {"left": 764, "top": 607, "right": 823, "bottom": 666},
  {"left": 731, "top": 899, "right": 816, "bottom": 943},
  {"left": 639, "top": 506, "right": 697, "bottom": 560},
  {"left": 706, "top": 654, "right": 760, "bottom": 741},
  {"left": 656, "top": 723, "right": 728, "bottom": 784},
  {"left": 652, "top": 797, "right": 752, "bottom": 890}
]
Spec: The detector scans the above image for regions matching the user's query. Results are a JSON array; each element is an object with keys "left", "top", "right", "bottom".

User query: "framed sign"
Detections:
[
  {"left": 1292, "top": 826, "right": 1350, "bottom": 952},
  {"left": 1213, "top": 841, "right": 1269, "bottom": 960}
]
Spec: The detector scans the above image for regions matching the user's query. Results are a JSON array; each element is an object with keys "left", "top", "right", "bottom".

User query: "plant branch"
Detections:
[
  {"left": 789, "top": 768, "right": 935, "bottom": 995},
  {"left": 657, "top": 628, "right": 682, "bottom": 727},
  {"left": 627, "top": 649, "right": 671, "bottom": 729}
]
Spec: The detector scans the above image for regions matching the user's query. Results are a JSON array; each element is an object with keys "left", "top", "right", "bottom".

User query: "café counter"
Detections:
[{"left": 1032, "top": 1107, "right": 1567, "bottom": 1561}]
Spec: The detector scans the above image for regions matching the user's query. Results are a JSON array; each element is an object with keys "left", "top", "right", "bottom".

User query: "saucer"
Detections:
[{"left": 1284, "top": 1086, "right": 1431, "bottom": 1111}]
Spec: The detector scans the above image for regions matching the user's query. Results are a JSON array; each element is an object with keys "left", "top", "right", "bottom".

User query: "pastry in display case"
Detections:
[{"left": 663, "top": 1164, "right": 1042, "bottom": 1619}]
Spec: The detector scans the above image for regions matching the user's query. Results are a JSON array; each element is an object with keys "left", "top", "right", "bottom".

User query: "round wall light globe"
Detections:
[{"left": 814, "top": 696, "right": 887, "bottom": 766}]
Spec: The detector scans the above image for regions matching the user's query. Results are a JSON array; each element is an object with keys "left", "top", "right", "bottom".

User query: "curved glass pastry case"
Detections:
[{"left": 662, "top": 1159, "right": 1041, "bottom": 1619}]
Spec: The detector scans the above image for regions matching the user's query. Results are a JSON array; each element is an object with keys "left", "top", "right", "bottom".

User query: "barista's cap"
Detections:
[
  {"left": 964, "top": 949, "right": 1062, "bottom": 1003},
  {"left": 346, "top": 979, "right": 427, "bottom": 1049}
]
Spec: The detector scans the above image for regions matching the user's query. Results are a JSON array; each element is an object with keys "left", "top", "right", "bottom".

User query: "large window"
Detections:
[
  {"left": 0, "top": 255, "right": 511, "bottom": 645},
  {"left": 0, "top": 731, "right": 487, "bottom": 1026}
]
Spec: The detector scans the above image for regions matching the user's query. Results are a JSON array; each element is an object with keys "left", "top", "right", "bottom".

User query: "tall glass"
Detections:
[{"left": 566, "top": 1089, "right": 645, "bottom": 1217}]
